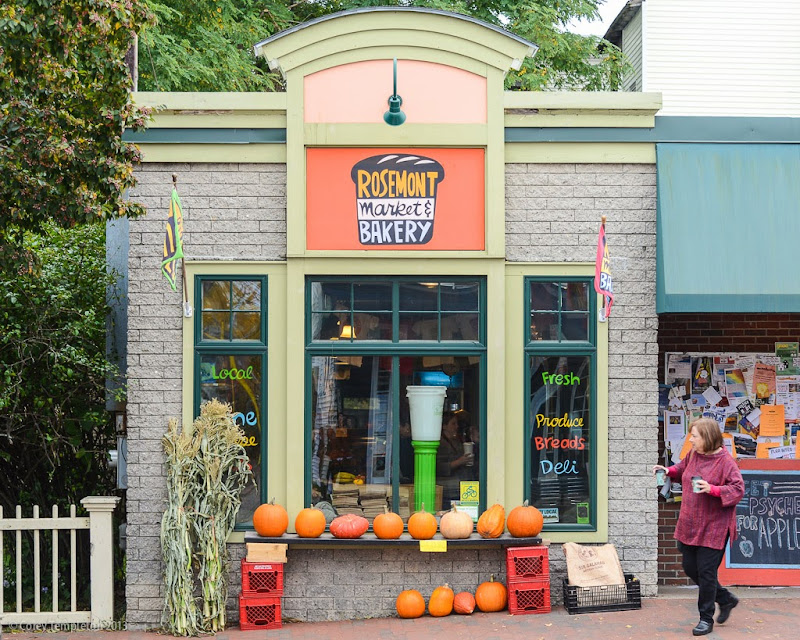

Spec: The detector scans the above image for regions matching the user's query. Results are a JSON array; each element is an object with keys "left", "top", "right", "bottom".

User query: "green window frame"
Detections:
[
  {"left": 193, "top": 276, "right": 268, "bottom": 529},
  {"left": 305, "top": 276, "right": 487, "bottom": 513},
  {"left": 524, "top": 277, "right": 597, "bottom": 531}
]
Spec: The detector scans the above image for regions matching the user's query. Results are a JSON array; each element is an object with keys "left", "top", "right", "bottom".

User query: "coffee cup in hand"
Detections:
[
  {"left": 692, "top": 476, "right": 703, "bottom": 493},
  {"left": 463, "top": 442, "right": 474, "bottom": 466}
]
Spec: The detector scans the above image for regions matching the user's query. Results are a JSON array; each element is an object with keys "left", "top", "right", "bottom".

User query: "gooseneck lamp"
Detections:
[{"left": 383, "top": 58, "right": 406, "bottom": 126}]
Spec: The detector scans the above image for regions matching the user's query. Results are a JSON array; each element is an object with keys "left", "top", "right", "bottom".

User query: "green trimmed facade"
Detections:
[{"left": 123, "top": 8, "right": 663, "bottom": 626}]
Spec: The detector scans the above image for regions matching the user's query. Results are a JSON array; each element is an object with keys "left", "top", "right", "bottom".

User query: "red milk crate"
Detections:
[
  {"left": 508, "top": 579, "right": 551, "bottom": 615},
  {"left": 239, "top": 595, "right": 282, "bottom": 630},
  {"left": 506, "top": 545, "right": 549, "bottom": 581},
  {"left": 241, "top": 559, "right": 284, "bottom": 596}
]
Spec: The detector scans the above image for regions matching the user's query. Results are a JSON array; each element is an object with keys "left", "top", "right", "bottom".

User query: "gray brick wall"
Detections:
[
  {"left": 125, "top": 163, "right": 287, "bottom": 627},
  {"left": 229, "top": 546, "right": 507, "bottom": 623},
  {"left": 506, "top": 162, "right": 659, "bottom": 597}
]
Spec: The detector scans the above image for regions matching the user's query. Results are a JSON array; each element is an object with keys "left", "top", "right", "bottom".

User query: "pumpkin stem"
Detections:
[
  {"left": 490, "top": 574, "right": 495, "bottom": 583},
  {"left": 309, "top": 503, "right": 313, "bottom": 509},
  {"left": 270, "top": 497, "right": 276, "bottom": 505},
  {"left": 420, "top": 501, "right": 426, "bottom": 513},
  {"left": 523, "top": 499, "right": 529, "bottom": 507},
  {"left": 383, "top": 504, "right": 389, "bottom": 514}
]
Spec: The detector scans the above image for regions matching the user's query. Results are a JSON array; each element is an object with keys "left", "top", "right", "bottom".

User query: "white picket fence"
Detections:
[{"left": 0, "top": 496, "right": 119, "bottom": 626}]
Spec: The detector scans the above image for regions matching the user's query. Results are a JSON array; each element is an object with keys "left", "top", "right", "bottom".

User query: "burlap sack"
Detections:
[{"left": 563, "top": 542, "right": 626, "bottom": 587}]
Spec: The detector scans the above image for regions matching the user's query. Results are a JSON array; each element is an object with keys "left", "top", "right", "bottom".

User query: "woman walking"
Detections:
[{"left": 653, "top": 418, "right": 744, "bottom": 636}]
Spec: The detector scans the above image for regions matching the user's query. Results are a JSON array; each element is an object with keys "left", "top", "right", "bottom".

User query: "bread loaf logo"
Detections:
[{"left": 350, "top": 154, "right": 445, "bottom": 245}]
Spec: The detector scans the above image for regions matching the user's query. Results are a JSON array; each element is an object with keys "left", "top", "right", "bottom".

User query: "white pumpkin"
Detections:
[{"left": 439, "top": 505, "right": 474, "bottom": 539}]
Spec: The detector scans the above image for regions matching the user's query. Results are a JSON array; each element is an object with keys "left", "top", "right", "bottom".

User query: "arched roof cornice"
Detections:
[{"left": 254, "top": 7, "right": 537, "bottom": 78}]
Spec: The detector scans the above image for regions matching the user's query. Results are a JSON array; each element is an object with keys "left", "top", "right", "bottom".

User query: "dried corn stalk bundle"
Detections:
[{"left": 161, "top": 400, "right": 253, "bottom": 635}]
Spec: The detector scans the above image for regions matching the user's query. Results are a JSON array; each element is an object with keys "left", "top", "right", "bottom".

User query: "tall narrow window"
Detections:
[
  {"left": 195, "top": 277, "right": 267, "bottom": 525},
  {"left": 525, "top": 278, "right": 596, "bottom": 530}
]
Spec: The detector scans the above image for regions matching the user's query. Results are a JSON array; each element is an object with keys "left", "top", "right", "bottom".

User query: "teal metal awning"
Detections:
[{"left": 657, "top": 143, "right": 800, "bottom": 313}]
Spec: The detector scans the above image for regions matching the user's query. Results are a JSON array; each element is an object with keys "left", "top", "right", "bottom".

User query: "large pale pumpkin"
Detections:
[
  {"left": 252, "top": 498, "right": 288, "bottom": 537},
  {"left": 428, "top": 583, "right": 455, "bottom": 617},
  {"left": 475, "top": 575, "right": 507, "bottom": 612},
  {"left": 329, "top": 514, "right": 369, "bottom": 539},
  {"left": 407, "top": 503, "right": 437, "bottom": 540},
  {"left": 396, "top": 589, "right": 425, "bottom": 619},
  {"left": 477, "top": 503, "right": 505, "bottom": 539},
  {"left": 295, "top": 505, "right": 326, "bottom": 538},
  {"left": 453, "top": 591, "right": 475, "bottom": 615},
  {"left": 439, "top": 505, "right": 473, "bottom": 539},
  {"left": 506, "top": 500, "right": 544, "bottom": 538}
]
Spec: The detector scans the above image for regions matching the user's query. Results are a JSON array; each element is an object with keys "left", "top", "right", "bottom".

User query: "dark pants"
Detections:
[{"left": 678, "top": 540, "right": 736, "bottom": 623}]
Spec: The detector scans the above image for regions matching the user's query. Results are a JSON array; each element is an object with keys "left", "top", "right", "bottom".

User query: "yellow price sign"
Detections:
[{"left": 419, "top": 539, "right": 447, "bottom": 552}]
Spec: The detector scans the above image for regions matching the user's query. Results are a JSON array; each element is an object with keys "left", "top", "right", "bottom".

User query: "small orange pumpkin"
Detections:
[
  {"left": 252, "top": 498, "right": 288, "bottom": 537},
  {"left": 407, "top": 503, "right": 437, "bottom": 540},
  {"left": 506, "top": 500, "right": 544, "bottom": 538},
  {"left": 295, "top": 504, "right": 326, "bottom": 538},
  {"left": 453, "top": 591, "right": 476, "bottom": 615},
  {"left": 373, "top": 507, "right": 404, "bottom": 540},
  {"left": 428, "top": 583, "right": 455, "bottom": 617},
  {"left": 475, "top": 575, "right": 507, "bottom": 612},
  {"left": 396, "top": 589, "right": 425, "bottom": 619},
  {"left": 439, "top": 505, "right": 473, "bottom": 539},
  {"left": 477, "top": 503, "right": 505, "bottom": 539}
]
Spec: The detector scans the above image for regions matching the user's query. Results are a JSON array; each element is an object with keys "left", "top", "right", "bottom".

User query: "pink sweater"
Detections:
[{"left": 667, "top": 450, "right": 744, "bottom": 550}]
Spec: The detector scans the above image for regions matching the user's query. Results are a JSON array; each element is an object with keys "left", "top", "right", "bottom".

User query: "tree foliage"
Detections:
[
  {"left": 139, "top": 0, "right": 627, "bottom": 92},
  {"left": 0, "top": 0, "right": 153, "bottom": 261},
  {"left": 0, "top": 222, "right": 120, "bottom": 511}
]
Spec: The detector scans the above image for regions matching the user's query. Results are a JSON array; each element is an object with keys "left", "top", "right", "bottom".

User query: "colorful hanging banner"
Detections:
[
  {"left": 594, "top": 218, "right": 614, "bottom": 321},
  {"left": 161, "top": 188, "right": 184, "bottom": 292}
]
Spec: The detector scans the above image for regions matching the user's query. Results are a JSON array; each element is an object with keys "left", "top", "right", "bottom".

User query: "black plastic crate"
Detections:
[{"left": 563, "top": 573, "right": 641, "bottom": 614}]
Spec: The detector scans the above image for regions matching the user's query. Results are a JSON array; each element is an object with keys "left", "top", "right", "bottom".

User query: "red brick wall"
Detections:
[{"left": 657, "top": 312, "right": 800, "bottom": 585}]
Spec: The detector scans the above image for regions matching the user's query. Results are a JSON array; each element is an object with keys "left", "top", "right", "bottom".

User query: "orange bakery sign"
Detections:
[{"left": 306, "top": 148, "right": 485, "bottom": 250}]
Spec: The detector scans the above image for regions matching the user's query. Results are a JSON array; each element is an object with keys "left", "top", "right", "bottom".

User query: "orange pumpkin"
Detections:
[
  {"left": 330, "top": 514, "right": 369, "bottom": 539},
  {"left": 506, "top": 500, "right": 544, "bottom": 538},
  {"left": 295, "top": 505, "right": 326, "bottom": 538},
  {"left": 252, "top": 498, "right": 288, "bottom": 537},
  {"left": 453, "top": 591, "right": 475, "bottom": 615},
  {"left": 477, "top": 503, "right": 505, "bottom": 539},
  {"left": 428, "top": 583, "right": 454, "bottom": 617},
  {"left": 373, "top": 507, "right": 404, "bottom": 540},
  {"left": 407, "top": 503, "right": 437, "bottom": 540},
  {"left": 475, "top": 575, "right": 507, "bottom": 612},
  {"left": 439, "top": 505, "right": 473, "bottom": 539},
  {"left": 396, "top": 589, "right": 425, "bottom": 619}
]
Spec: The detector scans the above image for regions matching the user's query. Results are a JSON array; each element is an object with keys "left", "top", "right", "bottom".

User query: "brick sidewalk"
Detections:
[{"left": 3, "top": 589, "right": 797, "bottom": 640}]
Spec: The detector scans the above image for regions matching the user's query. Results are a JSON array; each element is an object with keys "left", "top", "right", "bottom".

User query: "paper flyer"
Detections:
[
  {"left": 753, "top": 362, "right": 777, "bottom": 399},
  {"left": 768, "top": 445, "right": 795, "bottom": 459},
  {"left": 666, "top": 354, "right": 692, "bottom": 384},
  {"left": 702, "top": 386, "right": 723, "bottom": 407},
  {"left": 759, "top": 404, "right": 785, "bottom": 437},
  {"left": 664, "top": 411, "right": 686, "bottom": 442},
  {"left": 775, "top": 375, "right": 800, "bottom": 421},
  {"left": 713, "top": 357, "right": 736, "bottom": 387},
  {"left": 725, "top": 369, "right": 748, "bottom": 398}
]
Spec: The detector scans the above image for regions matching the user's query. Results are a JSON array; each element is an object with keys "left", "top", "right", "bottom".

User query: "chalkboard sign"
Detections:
[{"left": 727, "top": 470, "right": 800, "bottom": 569}]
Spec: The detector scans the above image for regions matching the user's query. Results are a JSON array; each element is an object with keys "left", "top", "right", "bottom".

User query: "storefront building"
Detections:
[{"left": 121, "top": 8, "right": 665, "bottom": 626}]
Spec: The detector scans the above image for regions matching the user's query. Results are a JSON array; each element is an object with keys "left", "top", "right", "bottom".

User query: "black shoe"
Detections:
[
  {"left": 692, "top": 620, "right": 713, "bottom": 636},
  {"left": 717, "top": 595, "right": 739, "bottom": 624}
]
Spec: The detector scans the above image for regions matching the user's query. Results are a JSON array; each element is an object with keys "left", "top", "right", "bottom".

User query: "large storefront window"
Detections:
[
  {"left": 525, "top": 278, "right": 596, "bottom": 530},
  {"left": 307, "top": 278, "right": 485, "bottom": 521},
  {"left": 194, "top": 277, "right": 267, "bottom": 525}
]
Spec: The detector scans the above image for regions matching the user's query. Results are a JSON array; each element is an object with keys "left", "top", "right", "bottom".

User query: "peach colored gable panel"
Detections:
[{"left": 304, "top": 60, "right": 487, "bottom": 124}]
